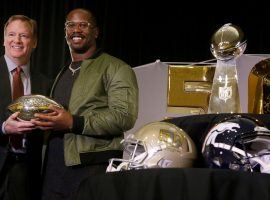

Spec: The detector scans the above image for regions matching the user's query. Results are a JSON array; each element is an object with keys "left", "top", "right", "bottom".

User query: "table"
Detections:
[
  {"left": 74, "top": 113, "right": 270, "bottom": 200},
  {"left": 74, "top": 168, "right": 270, "bottom": 200}
]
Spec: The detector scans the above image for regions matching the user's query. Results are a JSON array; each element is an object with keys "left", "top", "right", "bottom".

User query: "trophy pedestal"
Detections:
[{"left": 208, "top": 59, "right": 242, "bottom": 113}]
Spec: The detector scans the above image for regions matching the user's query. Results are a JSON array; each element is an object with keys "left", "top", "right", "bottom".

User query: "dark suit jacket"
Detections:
[{"left": 0, "top": 55, "right": 51, "bottom": 172}]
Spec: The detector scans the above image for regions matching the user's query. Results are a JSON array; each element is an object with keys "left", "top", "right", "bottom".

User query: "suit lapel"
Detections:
[{"left": 0, "top": 56, "right": 12, "bottom": 116}]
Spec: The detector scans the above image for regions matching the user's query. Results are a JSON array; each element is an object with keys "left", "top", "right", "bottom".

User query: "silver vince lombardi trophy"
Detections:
[{"left": 208, "top": 23, "right": 247, "bottom": 113}]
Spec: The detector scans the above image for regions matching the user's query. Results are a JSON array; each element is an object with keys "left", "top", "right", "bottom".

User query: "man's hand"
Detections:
[
  {"left": 4, "top": 112, "right": 36, "bottom": 134},
  {"left": 31, "top": 105, "right": 73, "bottom": 131}
]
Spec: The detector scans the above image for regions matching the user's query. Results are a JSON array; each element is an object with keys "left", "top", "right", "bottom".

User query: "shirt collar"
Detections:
[{"left": 4, "top": 55, "right": 30, "bottom": 76}]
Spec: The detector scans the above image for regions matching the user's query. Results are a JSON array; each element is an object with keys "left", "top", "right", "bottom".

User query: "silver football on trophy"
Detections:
[
  {"left": 210, "top": 23, "right": 247, "bottom": 61},
  {"left": 7, "top": 94, "right": 63, "bottom": 121}
]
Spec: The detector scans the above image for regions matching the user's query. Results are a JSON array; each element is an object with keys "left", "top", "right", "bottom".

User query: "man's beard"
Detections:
[
  {"left": 67, "top": 34, "right": 91, "bottom": 54},
  {"left": 71, "top": 44, "right": 90, "bottom": 54}
]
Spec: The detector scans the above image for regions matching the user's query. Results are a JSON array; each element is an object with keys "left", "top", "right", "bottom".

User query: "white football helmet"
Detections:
[{"left": 106, "top": 121, "right": 197, "bottom": 172}]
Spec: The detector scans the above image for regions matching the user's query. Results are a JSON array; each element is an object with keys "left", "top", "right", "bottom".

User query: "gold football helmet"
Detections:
[{"left": 106, "top": 121, "right": 197, "bottom": 172}]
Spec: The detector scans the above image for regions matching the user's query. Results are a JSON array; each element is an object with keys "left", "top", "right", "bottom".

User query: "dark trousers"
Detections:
[
  {"left": 0, "top": 153, "right": 41, "bottom": 200},
  {"left": 42, "top": 163, "right": 107, "bottom": 200},
  {"left": 42, "top": 135, "right": 108, "bottom": 200}
]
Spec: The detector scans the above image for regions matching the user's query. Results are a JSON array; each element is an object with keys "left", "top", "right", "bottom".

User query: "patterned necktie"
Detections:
[
  {"left": 10, "top": 66, "right": 25, "bottom": 151},
  {"left": 12, "top": 66, "right": 24, "bottom": 100}
]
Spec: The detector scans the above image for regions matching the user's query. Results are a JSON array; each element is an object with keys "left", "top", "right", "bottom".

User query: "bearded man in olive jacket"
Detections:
[{"left": 32, "top": 8, "right": 138, "bottom": 200}]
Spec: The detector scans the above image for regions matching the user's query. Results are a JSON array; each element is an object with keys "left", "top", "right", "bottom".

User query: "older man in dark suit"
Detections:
[{"left": 0, "top": 15, "right": 51, "bottom": 200}]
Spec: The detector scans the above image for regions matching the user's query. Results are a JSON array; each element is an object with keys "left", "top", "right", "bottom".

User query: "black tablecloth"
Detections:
[
  {"left": 74, "top": 168, "right": 270, "bottom": 200},
  {"left": 73, "top": 114, "right": 270, "bottom": 200}
]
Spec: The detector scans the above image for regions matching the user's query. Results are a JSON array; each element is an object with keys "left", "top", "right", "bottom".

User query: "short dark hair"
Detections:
[
  {"left": 66, "top": 8, "right": 97, "bottom": 27},
  {"left": 4, "top": 15, "right": 37, "bottom": 40}
]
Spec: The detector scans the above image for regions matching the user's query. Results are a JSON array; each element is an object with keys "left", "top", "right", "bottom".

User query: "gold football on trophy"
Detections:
[
  {"left": 7, "top": 94, "right": 63, "bottom": 121},
  {"left": 210, "top": 23, "right": 247, "bottom": 61}
]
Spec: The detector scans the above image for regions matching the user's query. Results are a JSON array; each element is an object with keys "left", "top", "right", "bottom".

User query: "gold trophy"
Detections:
[
  {"left": 7, "top": 94, "right": 63, "bottom": 121},
  {"left": 248, "top": 58, "right": 270, "bottom": 114},
  {"left": 208, "top": 23, "right": 246, "bottom": 113}
]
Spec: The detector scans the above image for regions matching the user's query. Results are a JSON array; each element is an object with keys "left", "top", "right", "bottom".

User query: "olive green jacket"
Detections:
[{"left": 51, "top": 53, "right": 138, "bottom": 166}]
